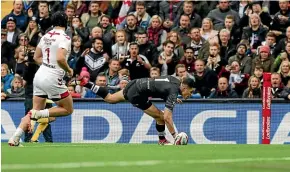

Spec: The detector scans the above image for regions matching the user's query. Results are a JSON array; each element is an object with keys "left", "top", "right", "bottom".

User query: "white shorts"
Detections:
[{"left": 33, "top": 65, "right": 69, "bottom": 101}]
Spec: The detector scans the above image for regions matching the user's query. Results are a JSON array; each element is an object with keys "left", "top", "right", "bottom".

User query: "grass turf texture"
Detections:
[{"left": 2, "top": 144, "right": 290, "bottom": 172}]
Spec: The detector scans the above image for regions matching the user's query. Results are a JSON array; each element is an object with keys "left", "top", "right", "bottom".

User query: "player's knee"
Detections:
[
  {"left": 49, "top": 117, "right": 56, "bottom": 122},
  {"left": 66, "top": 108, "right": 74, "bottom": 115}
]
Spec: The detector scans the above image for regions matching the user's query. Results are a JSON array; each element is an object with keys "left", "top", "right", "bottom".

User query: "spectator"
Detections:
[
  {"left": 194, "top": 59, "right": 218, "bottom": 98},
  {"left": 166, "top": 31, "right": 184, "bottom": 61},
  {"left": 76, "top": 38, "right": 109, "bottom": 82},
  {"left": 158, "top": 1, "right": 183, "bottom": 32},
  {"left": 253, "top": 65, "right": 264, "bottom": 85},
  {"left": 118, "top": 76, "right": 130, "bottom": 90},
  {"left": 84, "top": 73, "right": 107, "bottom": 98},
  {"left": 154, "top": 40, "right": 179, "bottom": 76},
  {"left": 223, "top": 15, "right": 241, "bottom": 45},
  {"left": 70, "top": 0, "right": 88, "bottom": 16},
  {"left": 270, "top": 0, "right": 290, "bottom": 41},
  {"left": 179, "top": 47, "right": 196, "bottom": 73},
  {"left": 123, "top": 14, "right": 143, "bottom": 43},
  {"left": 68, "top": 85, "right": 81, "bottom": 98},
  {"left": 17, "top": 34, "right": 29, "bottom": 48},
  {"left": 208, "top": 77, "right": 239, "bottom": 98},
  {"left": 65, "top": 3, "right": 76, "bottom": 26},
  {"left": 206, "top": 42, "right": 227, "bottom": 76},
  {"left": 147, "top": 15, "right": 167, "bottom": 51},
  {"left": 14, "top": 47, "right": 27, "bottom": 77},
  {"left": 1, "top": 0, "right": 28, "bottom": 32},
  {"left": 252, "top": 45, "right": 275, "bottom": 74},
  {"left": 271, "top": 73, "right": 284, "bottom": 98},
  {"left": 112, "top": 30, "right": 129, "bottom": 60},
  {"left": 279, "top": 61, "right": 290, "bottom": 86},
  {"left": 172, "top": 14, "right": 191, "bottom": 45},
  {"left": 104, "top": 59, "right": 120, "bottom": 93},
  {"left": 36, "top": 1, "right": 51, "bottom": 35},
  {"left": 228, "top": 42, "right": 252, "bottom": 74},
  {"left": 274, "top": 42, "right": 290, "bottom": 71},
  {"left": 71, "top": 15, "right": 90, "bottom": 43},
  {"left": 1, "top": 64, "right": 14, "bottom": 92},
  {"left": 187, "top": 28, "right": 206, "bottom": 59},
  {"left": 137, "top": 31, "right": 158, "bottom": 64},
  {"left": 1, "top": 82, "right": 7, "bottom": 100},
  {"left": 261, "top": 32, "right": 277, "bottom": 56},
  {"left": 174, "top": 1, "right": 202, "bottom": 28},
  {"left": 81, "top": 1, "right": 103, "bottom": 32},
  {"left": 68, "top": 36, "right": 83, "bottom": 71},
  {"left": 200, "top": 18, "right": 218, "bottom": 41},
  {"left": 230, "top": 0, "right": 249, "bottom": 18},
  {"left": 128, "top": 1, "right": 159, "bottom": 17},
  {"left": 24, "top": 16, "right": 41, "bottom": 48},
  {"left": 280, "top": 79, "right": 290, "bottom": 100},
  {"left": 121, "top": 42, "right": 151, "bottom": 80},
  {"left": 149, "top": 67, "right": 160, "bottom": 78},
  {"left": 242, "top": 76, "right": 261, "bottom": 98},
  {"left": 242, "top": 13, "right": 268, "bottom": 53},
  {"left": 99, "top": 15, "right": 116, "bottom": 57},
  {"left": 207, "top": 0, "right": 240, "bottom": 30},
  {"left": 240, "top": 1, "right": 272, "bottom": 29},
  {"left": 5, "top": 76, "right": 25, "bottom": 98},
  {"left": 194, "top": 1, "right": 211, "bottom": 19},
  {"left": 83, "top": 26, "right": 103, "bottom": 49},
  {"left": 5, "top": 16, "right": 22, "bottom": 47},
  {"left": 1, "top": 29, "right": 16, "bottom": 70},
  {"left": 273, "top": 26, "right": 290, "bottom": 57}
]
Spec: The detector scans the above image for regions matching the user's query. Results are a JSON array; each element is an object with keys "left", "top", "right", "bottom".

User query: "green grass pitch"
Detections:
[{"left": 2, "top": 144, "right": 290, "bottom": 172}]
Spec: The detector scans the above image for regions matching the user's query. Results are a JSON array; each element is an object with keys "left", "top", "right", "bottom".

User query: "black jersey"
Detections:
[{"left": 123, "top": 76, "right": 181, "bottom": 111}]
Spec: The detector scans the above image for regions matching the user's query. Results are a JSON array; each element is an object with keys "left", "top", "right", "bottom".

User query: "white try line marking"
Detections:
[{"left": 2, "top": 157, "right": 290, "bottom": 170}]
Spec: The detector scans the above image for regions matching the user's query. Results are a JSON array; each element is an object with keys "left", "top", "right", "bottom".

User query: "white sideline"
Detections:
[{"left": 2, "top": 157, "right": 290, "bottom": 170}]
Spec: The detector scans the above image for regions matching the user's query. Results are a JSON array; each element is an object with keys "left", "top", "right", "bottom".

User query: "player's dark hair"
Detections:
[
  {"left": 51, "top": 11, "right": 68, "bottom": 29},
  {"left": 182, "top": 76, "right": 195, "bottom": 88}
]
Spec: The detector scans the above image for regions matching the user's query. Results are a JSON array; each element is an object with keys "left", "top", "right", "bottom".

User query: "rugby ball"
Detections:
[{"left": 174, "top": 132, "right": 188, "bottom": 145}]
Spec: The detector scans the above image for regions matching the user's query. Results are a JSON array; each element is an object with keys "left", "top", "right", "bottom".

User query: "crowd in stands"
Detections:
[{"left": 1, "top": 0, "right": 290, "bottom": 100}]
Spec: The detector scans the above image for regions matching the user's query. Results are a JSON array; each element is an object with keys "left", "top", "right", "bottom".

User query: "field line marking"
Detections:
[{"left": 2, "top": 157, "right": 290, "bottom": 170}]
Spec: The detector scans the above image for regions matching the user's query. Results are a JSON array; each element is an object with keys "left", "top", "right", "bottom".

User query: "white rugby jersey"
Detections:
[{"left": 37, "top": 29, "right": 71, "bottom": 72}]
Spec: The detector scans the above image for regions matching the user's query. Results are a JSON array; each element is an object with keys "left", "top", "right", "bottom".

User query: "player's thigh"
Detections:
[
  {"left": 32, "top": 95, "right": 47, "bottom": 110},
  {"left": 143, "top": 104, "right": 163, "bottom": 119},
  {"left": 105, "top": 90, "right": 126, "bottom": 103},
  {"left": 54, "top": 94, "right": 73, "bottom": 113}
]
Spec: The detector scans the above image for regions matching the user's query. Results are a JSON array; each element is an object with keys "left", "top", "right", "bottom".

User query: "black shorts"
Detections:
[{"left": 123, "top": 80, "right": 152, "bottom": 110}]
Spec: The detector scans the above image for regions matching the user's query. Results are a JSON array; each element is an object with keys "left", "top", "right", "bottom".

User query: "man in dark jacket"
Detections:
[
  {"left": 1, "top": 29, "right": 16, "bottom": 70},
  {"left": 280, "top": 79, "right": 290, "bottom": 100},
  {"left": 174, "top": 1, "right": 202, "bottom": 28},
  {"left": 136, "top": 31, "right": 158, "bottom": 64},
  {"left": 208, "top": 77, "right": 239, "bottom": 98}
]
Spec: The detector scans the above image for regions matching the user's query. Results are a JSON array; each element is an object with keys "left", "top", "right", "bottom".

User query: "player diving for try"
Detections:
[
  {"left": 77, "top": 72, "right": 195, "bottom": 145},
  {"left": 8, "top": 12, "right": 74, "bottom": 146}
]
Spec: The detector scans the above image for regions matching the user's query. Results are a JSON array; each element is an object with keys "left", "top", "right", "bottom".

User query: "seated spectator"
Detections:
[
  {"left": 186, "top": 28, "right": 206, "bottom": 59},
  {"left": 228, "top": 42, "right": 252, "bottom": 74},
  {"left": 223, "top": 15, "right": 241, "bottom": 45},
  {"left": 104, "top": 59, "right": 120, "bottom": 93},
  {"left": 68, "top": 36, "right": 83, "bottom": 71},
  {"left": 208, "top": 77, "right": 238, "bottom": 98},
  {"left": 1, "top": 82, "right": 7, "bottom": 100},
  {"left": 6, "top": 76, "right": 25, "bottom": 98},
  {"left": 154, "top": 41, "right": 179, "bottom": 76},
  {"left": 83, "top": 26, "right": 103, "bottom": 49},
  {"left": 273, "top": 26, "right": 290, "bottom": 57},
  {"left": 24, "top": 16, "right": 41, "bottom": 48},
  {"left": 81, "top": 1, "right": 103, "bottom": 32},
  {"left": 194, "top": 59, "right": 218, "bottom": 98},
  {"left": 137, "top": 31, "right": 158, "bottom": 64},
  {"left": 1, "top": 29, "right": 16, "bottom": 70},
  {"left": 174, "top": 1, "right": 202, "bottom": 28},
  {"left": 200, "top": 18, "right": 218, "bottom": 41},
  {"left": 123, "top": 14, "right": 143, "bottom": 43},
  {"left": 158, "top": 1, "right": 183, "bottom": 32},
  {"left": 274, "top": 42, "right": 290, "bottom": 71},
  {"left": 149, "top": 67, "right": 160, "bottom": 78},
  {"left": 70, "top": 0, "right": 88, "bottom": 16},
  {"left": 280, "top": 79, "right": 290, "bottom": 100},
  {"left": 118, "top": 76, "right": 130, "bottom": 90},
  {"left": 206, "top": 42, "right": 227, "bottom": 75},
  {"left": 71, "top": 15, "right": 89, "bottom": 43},
  {"left": 1, "top": 0, "right": 28, "bottom": 32},
  {"left": 147, "top": 15, "right": 167, "bottom": 51},
  {"left": 230, "top": 0, "right": 249, "bottom": 18},
  {"left": 128, "top": 1, "right": 159, "bottom": 17},
  {"left": 252, "top": 46, "right": 275, "bottom": 74},
  {"left": 84, "top": 73, "right": 107, "bottom": 98},
  {"left": 271, "top": 73, "right": 284, "bottom": 98},
  {"left": 207, "top": 0, "right": 240, "bottom": 30},
  {"left": 179, "top": 47, "right": 196, "bottom": 73},
  {"left": 166, "top": 31, "right": 184, "bottom": 61},
  {"left": 279, "top": 61, "right": 290, "bottom": 86},
  {"left": 261, "top": 32, "right": 277, "bottom": 56},
  {"left": 5, "top": 16, "right": 22, "bottom": 47},
  {"left": 112, "top": 30, "right": 129, "bottom": 60},
  {"left": 253, "top": 65, "right": 264, "bottom": 85},
  {"left": 68, "top": 85, "right": 81, "bottom": 98},
  {"left": 99, "top": 15, "right": 116, "bottom": 56},
  {"left": 172, "top": 14, "right": 191, "bottom": 45},
  {"left": 14, "top": 47, "right": 27, "bottom": 77},
  {"left": 34, "top": 1, "right": 51, "bottom": 35},
  {"left": 1, "top": 64, "right": 14, "bottom": 92},
  {"left": 242, "top": 13, "right": 268, "bottom": 54},
  {"left": 242, "top": 76, "right": 261, "bottom": 98},
  {"left": 120, "top": 42, "right": 151, "bottom": 80}
]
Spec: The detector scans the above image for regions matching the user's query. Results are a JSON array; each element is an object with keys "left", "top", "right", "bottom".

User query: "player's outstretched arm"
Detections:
[{"left": 33, "top": 47, "right": 43, "bottom": 65}]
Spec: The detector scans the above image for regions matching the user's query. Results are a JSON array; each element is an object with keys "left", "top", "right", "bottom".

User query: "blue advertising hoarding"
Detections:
[{"left": 1, "top": 100, "right": 290, "bottom": 144}]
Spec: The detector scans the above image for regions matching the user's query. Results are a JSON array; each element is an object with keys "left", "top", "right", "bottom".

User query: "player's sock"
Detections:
[
  {"left": 156, "top": 123, "right": 166, "bottom": 140},
  {"left": 36, "top": 109, "right": 50, "bottom": 118},
  {"left": 31, "top": 123, "right": 48, "bottom": 142},
  {"left": 84, "top": 82, "right": 109, "bottom": 98},
  {"left": 12, "top": 128, "right": 24, "bottom": 142}
]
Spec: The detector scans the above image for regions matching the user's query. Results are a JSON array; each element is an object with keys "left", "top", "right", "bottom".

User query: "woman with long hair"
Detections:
[
  {"left": 24, "top": 17, "right": 41, "bottom": 48},
  {"left": 200, "top": 18, "right": 218, "bottom": 41},
  {"left": 279, "top": 61, "right": 290, "bottom": 86},
  {"left": 147, "top": 15, "right": 167, "bottom": 51},
  {"left": 111, "top": 30, "right": 129, "bottom": 60},
  {"left": 242, "top": 75, "right": 261, "bottom": 98}
]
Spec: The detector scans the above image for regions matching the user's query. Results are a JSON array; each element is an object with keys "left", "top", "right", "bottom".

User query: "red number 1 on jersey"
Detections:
[{"left": 45, "top": 48, "right": 50, "bottom": 63}]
